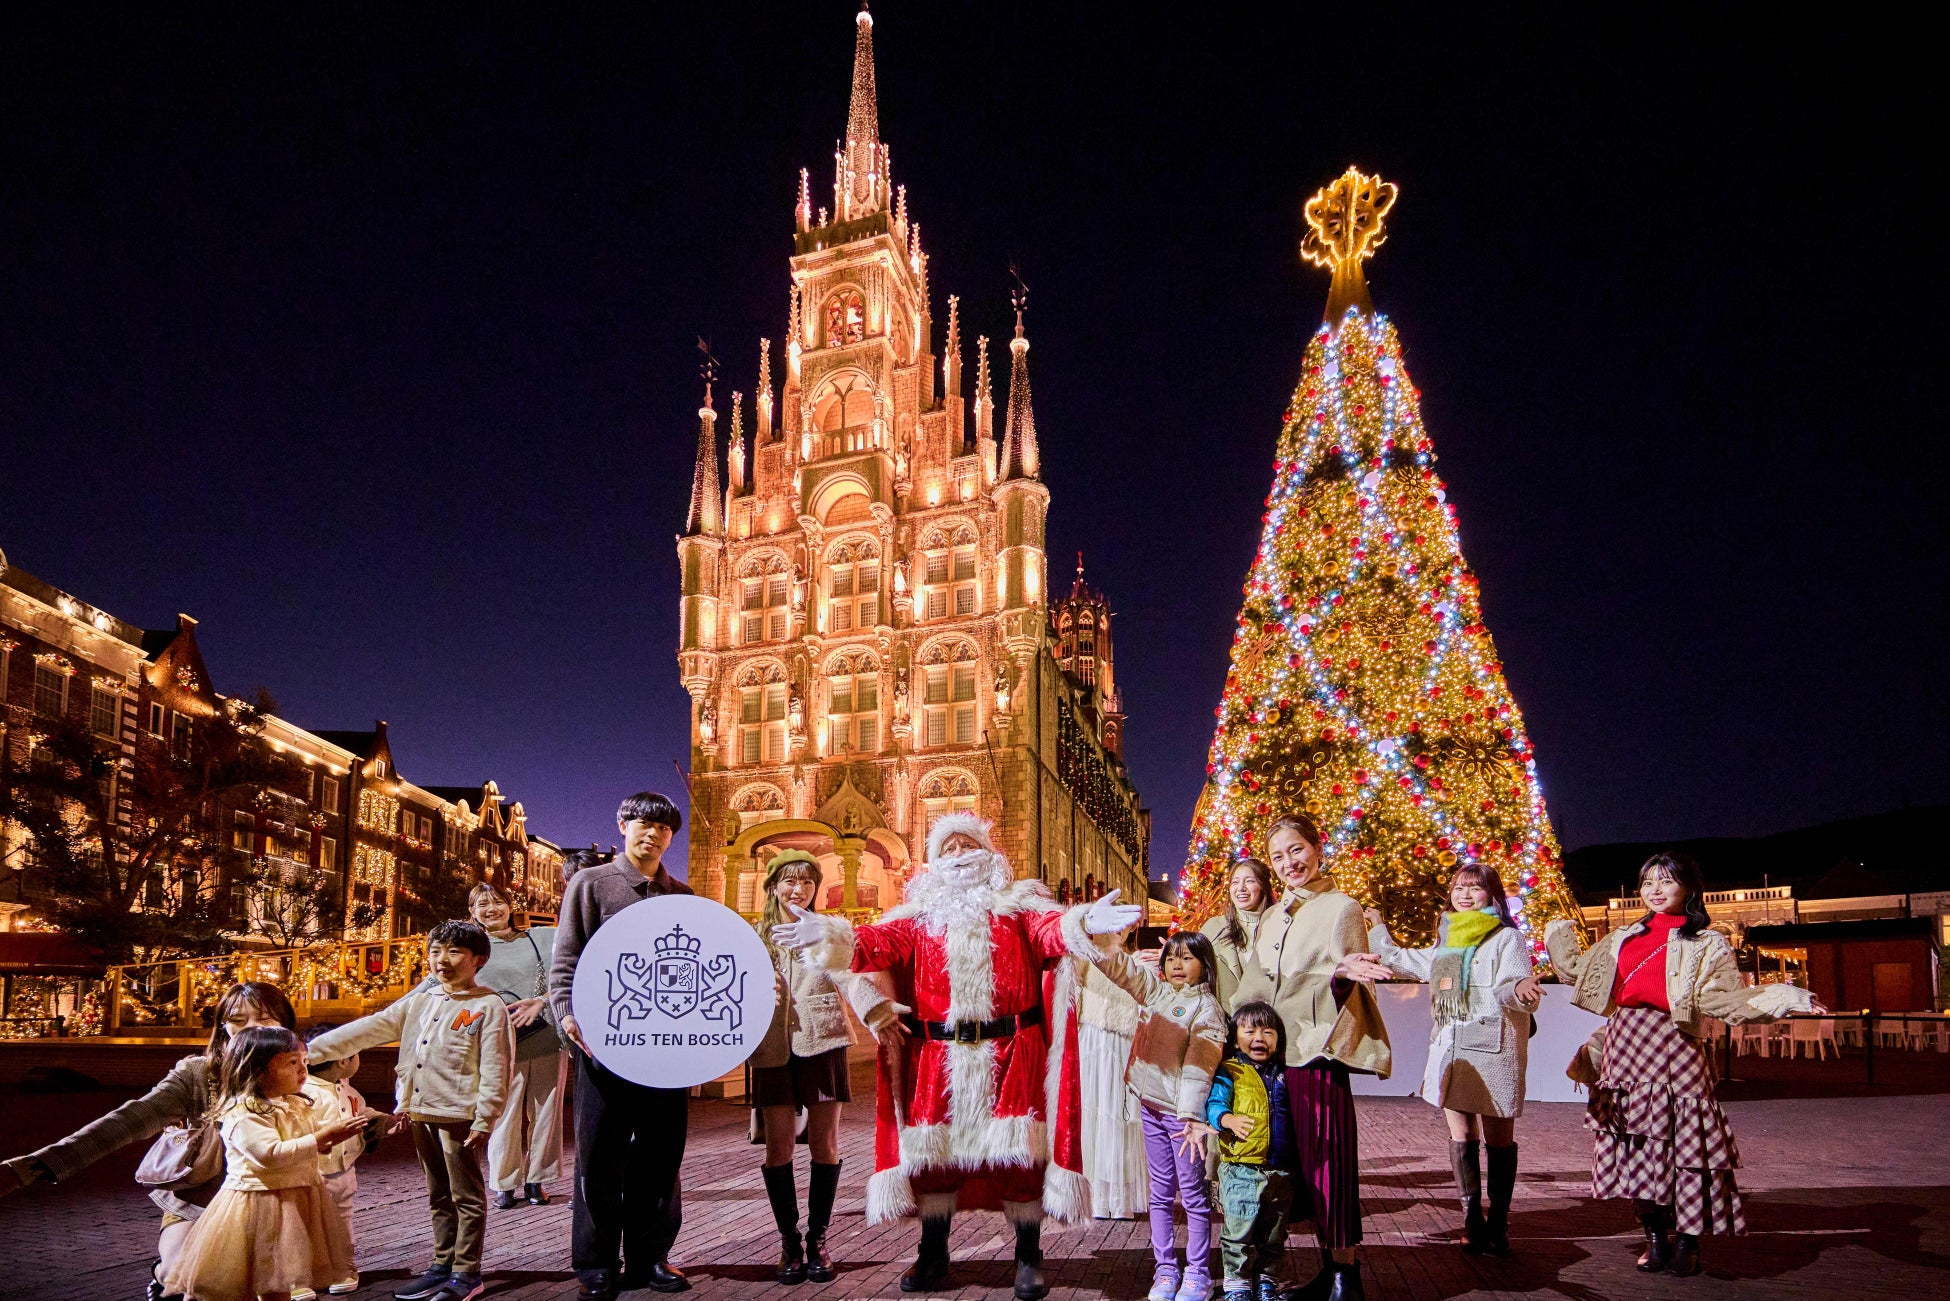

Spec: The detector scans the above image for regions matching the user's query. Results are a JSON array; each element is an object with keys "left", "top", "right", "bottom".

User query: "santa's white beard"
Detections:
[{"left": 905, "top": 848, "right": 1012, "bottom": 936}]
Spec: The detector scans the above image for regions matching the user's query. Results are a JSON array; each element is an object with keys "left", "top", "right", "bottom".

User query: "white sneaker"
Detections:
[
  {"left": 1176, "top": 1268, "right": 1213, "bottom": 1301},
  {"left": 290, "top": 1290, "right": 317, "bottom": 1301},
  {"left": 1148, "top": 1265, "right": 1184, "bottom": 1301},
  {"left": 328, "top": 1278, "right": 360, "bottom": 1295}
]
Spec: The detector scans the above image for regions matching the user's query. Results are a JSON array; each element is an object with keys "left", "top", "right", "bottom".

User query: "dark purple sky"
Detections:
[{"left": 3, "top": 6, "right": 1941, "bottom": 879}]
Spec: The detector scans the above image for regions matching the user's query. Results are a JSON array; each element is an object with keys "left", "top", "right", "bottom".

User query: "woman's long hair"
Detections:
[
  {"left": 1448, "top": 863, "right": 1516, "bottom": 929},
  {"left": 205, "top": 981, "right": 298, "bottom": 1062},
  {"left": 1635, "top": 851, "right": 1712, "bottom": 937},
  {"left": 214, "top": 1024, "right": 304, "bottom": 1117},
  {"left": 759, "top": 852, "right": 825, "bottom": 958},
  {"left": 1219, "top": 857, "right": 1275, "bottom": 952}
]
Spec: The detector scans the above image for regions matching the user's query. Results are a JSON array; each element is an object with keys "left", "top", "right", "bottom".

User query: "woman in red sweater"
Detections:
[{"left": 1546, "top": 853, "right": 1821, "bottom": 1278}]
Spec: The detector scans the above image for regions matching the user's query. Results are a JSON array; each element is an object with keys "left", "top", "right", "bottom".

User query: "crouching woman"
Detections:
[{"left": 1546, "top": 851, "right": 1822, "bottom": 1278}]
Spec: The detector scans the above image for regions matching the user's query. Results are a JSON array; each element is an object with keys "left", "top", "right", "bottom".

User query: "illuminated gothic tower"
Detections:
[{"left": 676, "top": 6, "right": 1147, "bottom": 915}]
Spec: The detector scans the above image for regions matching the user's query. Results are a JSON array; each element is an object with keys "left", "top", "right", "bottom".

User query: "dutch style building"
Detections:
[{"left": 677, "top": 7, "right": 1148, "bottom": 915}]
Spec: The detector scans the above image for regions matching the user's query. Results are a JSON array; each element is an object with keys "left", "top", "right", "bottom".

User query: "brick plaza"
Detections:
[{"left": 3, "top": 1059, "right": 1946, "bottom": 1301}]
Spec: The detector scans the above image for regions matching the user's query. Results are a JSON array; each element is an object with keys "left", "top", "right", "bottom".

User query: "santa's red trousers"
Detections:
[{"left": 908, "top": 1162, "right": 1047, "bottom": 1207}]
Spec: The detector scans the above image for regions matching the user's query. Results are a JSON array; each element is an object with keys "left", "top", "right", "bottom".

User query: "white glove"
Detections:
[
  {"left": 1083, "top": 888, "right": 1144, "bottom": 936},
  {"left": 769, "top": 903, "right": 827, "bottom": 951}
]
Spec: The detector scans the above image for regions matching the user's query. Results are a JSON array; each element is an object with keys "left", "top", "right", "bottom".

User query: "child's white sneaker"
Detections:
[
  {"left": 328, "top": 1278, "right": 360, "bottom": 1295},
  {"left": 1175, "top": 1265, "right": 1213, "bottom": 1301},
  {"left": 1221, "top": 1276, "right": 1252, "bottom": 1300},
  {"left": 1148, "top": 1264, "right": 1183, "bottom": 1301},
  {"left": 290, "top": 1290, "right": 316, "bottom": 1301}
]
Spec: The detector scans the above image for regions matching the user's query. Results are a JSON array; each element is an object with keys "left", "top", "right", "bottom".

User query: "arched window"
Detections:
[
  {"left": 813, "top": 377, "right": 875, "bottom": 438},
  {"left": 824, "top": 648, "right": 881, "bottom": 756},
  {"left": 737, "top": 553, "right": 791, "bottom": 644},
  {"left": 731, "top": 783, "right": 788, "bottom": 833},
  {"left": 825, "top": 538, "right": 880, "bottom": 634},
  {"left": 918, "top": 639, "right": 979, "bottom": 747},
  {"left": 919, "top": 523, "right": 979, "bottom": 621},
  {"left": 918, "top": 768, "right": 979, "bottom": 835},
  {"left": 734, "top": 661, "right": 789, "bottom": 766},
  {"left": 823, "top": 288, "right": 865, "bottom": 348}
]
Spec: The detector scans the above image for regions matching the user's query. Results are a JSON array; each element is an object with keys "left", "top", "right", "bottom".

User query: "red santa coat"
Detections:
[{"left": 812, "top": 881, "right": 1093, "bottom": 1225}]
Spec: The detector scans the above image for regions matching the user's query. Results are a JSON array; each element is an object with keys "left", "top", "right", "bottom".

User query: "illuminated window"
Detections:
[
  {"left": 740, "top": 682, "right": 787, "bottom": 766},
  {"left": 823, "top": 288, "right": 865, "bottom": 348},
  {"left": 33, "top": 664, "right": 68, "bottom": 718},
  {"left": 232, "top": 812, "right": 254, "bottom": 851},
  {"left": 169, "top": 711, "right": 193, "bottom": 759},
  {"left": 90, "top": 684, "right": 119, "bottom": 737},
  {"left": 738, "top": 558, "right": 791, "bottom": 644},
  {"left": 732, "top": 783, "right": 788, "bottom": 832},
  {"left": 920, "top": 640, "right": 978, "bottom": 749},
  {"left": 149, "top": 703, "right": 165, "bottom": 735},
  {"left": 826, "top": 650, "right": 880, "bottom": 755},
  {"left": 919, "top": 769, "right": 979, "bottom": 834},
  {"left": 321, "top": 777, "right": 341, "bottom": 814},
  {"left": 919, "top": 524, "right": 978, "bottom": 622}
]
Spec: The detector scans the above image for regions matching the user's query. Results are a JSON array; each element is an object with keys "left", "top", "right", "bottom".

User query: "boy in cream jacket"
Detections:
[{"left": 308, "top": 920, "right": 514, "bottom": 1301}]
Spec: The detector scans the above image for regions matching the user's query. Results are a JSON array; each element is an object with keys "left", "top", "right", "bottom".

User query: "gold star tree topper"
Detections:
[{"left": 1300, "top": 167, "right": 1398, "bottom": 324}]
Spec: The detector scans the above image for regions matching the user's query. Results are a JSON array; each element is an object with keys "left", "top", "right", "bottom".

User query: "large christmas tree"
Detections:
[{"left": 1181, "top": 168, "right": 1579, "bottom": 954}]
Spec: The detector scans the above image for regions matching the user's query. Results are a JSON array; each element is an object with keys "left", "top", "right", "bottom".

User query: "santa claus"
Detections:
[{"left": 771, "top": 812, "right": 1143, "bottom": 1298}]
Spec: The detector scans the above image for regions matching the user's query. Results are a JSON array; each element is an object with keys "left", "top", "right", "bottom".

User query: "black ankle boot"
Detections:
[
  {"left": 1634, "top": 1200, "right": 1672, "bottom": 1272},
  {"left": 899, "top": 1216, "right": 952, "bottom": 1293},
  {"left": 1323, "top": 1260, "right": 1364, "bottom": 1301},
  {"left": 1667, "top": 1232, "right": 1701, "bottom": 1278},
  {"left": 1012, "top": 1218, "right": 1048, "bottom": 1301},
  {"left": 1484, "top": 1144, "right": 1517, "bottom": 1256},
  {"left": 762, "top": 1162, "right": 805, "bottom": 1284},
  {"left": 1450, "top": 1139, "right": 1485, "bottom": 1253},
  {"left": 803, "top": 1161, "right": 840, "bottom": 1283}
]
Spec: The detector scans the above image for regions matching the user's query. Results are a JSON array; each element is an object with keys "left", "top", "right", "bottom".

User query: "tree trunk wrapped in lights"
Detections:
[{"left": 1181, "top": 169, "right": 1580, "bottom": 954}]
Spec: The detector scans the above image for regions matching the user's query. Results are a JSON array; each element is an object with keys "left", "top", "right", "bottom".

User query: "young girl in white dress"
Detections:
[
  {"left": 1364, "top": 865, "right": 1542, "bottom": 1255},
  {"left": 164, "top": 1026, "right": 369, "bottom": 1301}
]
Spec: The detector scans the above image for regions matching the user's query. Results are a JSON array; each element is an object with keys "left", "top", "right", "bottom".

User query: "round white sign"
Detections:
[{"left": 570, "top": 893, "right": 777, "bottom": 1089}]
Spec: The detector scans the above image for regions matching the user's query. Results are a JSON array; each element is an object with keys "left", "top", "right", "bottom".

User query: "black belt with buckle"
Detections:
[{"left": 904, "top": 1004, "right": 1045, "bottom": 1043}]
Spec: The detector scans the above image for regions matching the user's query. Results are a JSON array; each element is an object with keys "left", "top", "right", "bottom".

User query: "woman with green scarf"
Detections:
[{"left": 1364, "top": 866, "right": 1542, "bottom": 1256}]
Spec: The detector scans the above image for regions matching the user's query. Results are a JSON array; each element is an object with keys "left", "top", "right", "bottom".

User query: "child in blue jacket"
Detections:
[{"left": 1206, "top": 1001, "right": 1297, "bottom": 1301}]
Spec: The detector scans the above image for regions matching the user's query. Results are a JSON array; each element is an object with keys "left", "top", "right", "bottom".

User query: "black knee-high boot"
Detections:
[
  {"left": 899, "top": 1216, "right": 952, "bottom": 1293},
  {"left": 763, "top": 1162, "right": 805, "bottom": 1284},
  {"left": 1484, "top": 1145, "right": 1517, "bottom": 1256},
  {"left": 1450, "top": 1139, "right": 1485, "bottom": 1253},
  {"left": 1013, "top": 1218, "right": 1048, "bottom": 1301},
  {"left": 803, "top": 1161, "right": 841, "bottom": 1283}
]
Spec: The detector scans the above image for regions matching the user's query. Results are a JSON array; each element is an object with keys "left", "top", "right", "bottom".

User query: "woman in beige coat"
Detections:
[
  {"left": 751, "top": 849, "right": 896, "bottom": 1284},
  {"left": 1546, "top": 851, "right": 1820, "bottom": 1279},
  {"left": 1199, "top": 857, "right": 1276, "bottom": 1009},
  {"left": 1231, "top": 814, "right": 1392, "bottom": 1301}
]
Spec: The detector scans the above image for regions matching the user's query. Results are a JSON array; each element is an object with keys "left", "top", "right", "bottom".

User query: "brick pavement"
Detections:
[{"left": 3, "top": 1080, "right": 1946, "bottom": 1300}]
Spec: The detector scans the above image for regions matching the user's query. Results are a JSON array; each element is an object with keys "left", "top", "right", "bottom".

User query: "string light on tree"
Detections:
[{"left": 1181, "top": 168, "right": 1581, "bottom": 953}]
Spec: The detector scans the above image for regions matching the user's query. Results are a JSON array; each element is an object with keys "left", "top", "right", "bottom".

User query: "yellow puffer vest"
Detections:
[{"left": 1216, "top": 1059, "right": 1272, "bottom": 1166}]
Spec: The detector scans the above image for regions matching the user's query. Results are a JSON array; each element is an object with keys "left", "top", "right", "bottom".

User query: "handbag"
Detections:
[
  {"left": 134, "top": 1117, "right": 224, "bottom": 1192},
  {"left": 508, "top": 931, "right": 561, "bottom": 1060}
]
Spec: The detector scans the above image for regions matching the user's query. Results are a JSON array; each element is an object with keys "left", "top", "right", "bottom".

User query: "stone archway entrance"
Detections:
[{"left": 723, "top": 818, "right": 911, "bottom": 919}]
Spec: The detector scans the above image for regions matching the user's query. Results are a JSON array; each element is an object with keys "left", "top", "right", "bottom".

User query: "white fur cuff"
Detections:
[
  {"left": 1059, "top": 903, "right": 1105, "bottom": 963},
  {"left": 796, "top": 914, "right": 857, "bottom": 974}
]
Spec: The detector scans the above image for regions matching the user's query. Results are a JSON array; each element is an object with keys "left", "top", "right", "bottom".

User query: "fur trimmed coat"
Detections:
[{"left": 801, "top": 881, "right": 1093, "bottom": 1226}]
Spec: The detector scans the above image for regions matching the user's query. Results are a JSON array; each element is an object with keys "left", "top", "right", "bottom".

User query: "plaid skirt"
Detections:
[{"left": 1586, "top": 1006, "right": 1745, "bottom": 1236}]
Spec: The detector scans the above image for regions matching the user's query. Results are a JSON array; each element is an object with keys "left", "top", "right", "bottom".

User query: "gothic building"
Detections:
[{"left": 678, "top": 7, "right": 1148, "bottom": 915}]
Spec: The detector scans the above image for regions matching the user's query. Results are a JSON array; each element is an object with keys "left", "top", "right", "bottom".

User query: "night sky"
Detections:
[{"left": 3, "top": 6, "right": 1941, "bottom": 880}]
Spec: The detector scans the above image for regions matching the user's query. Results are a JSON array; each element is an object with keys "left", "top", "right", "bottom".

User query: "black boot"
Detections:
[
  {"left": 803, "top": 1161, "right": 841, "bottom": 1283},
  {"left": 1450, "top": 1139, "right": 1485, "bottom": 1253},
  {"left": 899, "top": 1216, "right": 952, "bottom": 1293},
  {"left": 1484, "top": 1144, "right": 1517, "bottom": 1256},
  {"left": 1667, "top": 1232, "right": 1701, "bottom": 1278},
  {"left": 762, "top": 1163, "right": 805, "bottom": 1284},
  {"left": 1323, "top": 1259, "right": 1364, "bottom": 1301},
  {"left": 1013, "top": 1218, "right": 1048, "bottom": 1301},
  {"left": 1634, "top": 1200, "right": 1672, "bottom": 1273}
]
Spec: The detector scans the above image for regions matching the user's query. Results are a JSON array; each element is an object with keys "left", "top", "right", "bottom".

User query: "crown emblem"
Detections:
[{"left": 653, "top": 925, "right": 702, "bottom": 959}]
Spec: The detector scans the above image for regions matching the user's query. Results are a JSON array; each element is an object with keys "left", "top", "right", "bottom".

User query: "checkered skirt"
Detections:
[{"left": 1585, "top": 1006, "right": 1745, "bottom": 1236}]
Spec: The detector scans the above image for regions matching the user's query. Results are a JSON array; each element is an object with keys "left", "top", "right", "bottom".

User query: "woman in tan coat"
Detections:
[
  {"left": 1232, "top": 814, "right": 1392, "bottom": 1301},
  {"left": 1199, "top": 857, "right": 1275, "bottom": 1009},
  {"left": 751, "top": 849, "right": 896, "bottom": 1284}
]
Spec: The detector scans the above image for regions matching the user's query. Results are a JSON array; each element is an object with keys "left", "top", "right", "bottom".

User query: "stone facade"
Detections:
[{"left": 677, "top": 9, "right": 1147, "bottom": 916}]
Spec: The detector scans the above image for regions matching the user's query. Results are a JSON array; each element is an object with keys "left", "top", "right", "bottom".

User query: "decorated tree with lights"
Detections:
[{"left": 1181, "top": 169, "right": 1580, "bottom": 954}]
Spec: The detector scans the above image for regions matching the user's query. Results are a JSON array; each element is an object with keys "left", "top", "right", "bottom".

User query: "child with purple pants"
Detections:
[{"left": 1073, "top": 927, "right": 1229, "bottom": 1301}]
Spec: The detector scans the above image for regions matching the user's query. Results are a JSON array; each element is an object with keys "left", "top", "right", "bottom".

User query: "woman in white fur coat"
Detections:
[{"left": 771, "top": 812, "right": 1143, "bottom": 1301}]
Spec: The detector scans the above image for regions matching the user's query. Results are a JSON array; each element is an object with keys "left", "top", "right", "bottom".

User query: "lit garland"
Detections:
[{"left": 1181, "top": 171, "right": 1581, "bottom": 955}]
